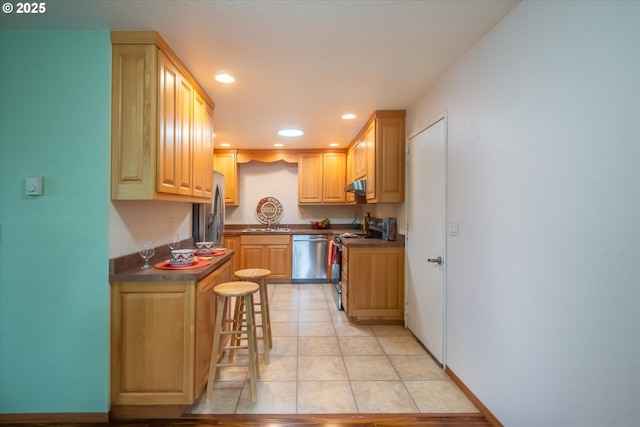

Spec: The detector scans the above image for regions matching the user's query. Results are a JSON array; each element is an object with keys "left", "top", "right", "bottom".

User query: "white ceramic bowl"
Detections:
[
  {"left": 170, "top": 249, "right": 196, "bottom": 265},
  {"left": 195, "top": 241, "right": 214, "bottom": 252}
]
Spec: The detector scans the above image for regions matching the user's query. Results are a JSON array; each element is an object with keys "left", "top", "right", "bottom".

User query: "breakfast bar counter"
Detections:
[
  {"left": 109, "top": 248, "right": 234, "bottom": 282},
  {"left": 109, "top": 246, "right": 236, "bottom": 419}
]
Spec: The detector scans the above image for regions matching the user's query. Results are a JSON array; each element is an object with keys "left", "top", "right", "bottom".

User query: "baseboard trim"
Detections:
[
  {"left": 0, "top": 412, "right": 108, "bottom": 424},
  {"left": 445, "top": 366, "right": 503, "bottom": 427},
  {"left": 110, "top": 404, "right": 187, "bottom": 419}
]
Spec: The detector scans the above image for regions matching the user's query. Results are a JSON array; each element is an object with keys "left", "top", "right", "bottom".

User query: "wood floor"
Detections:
[{"left": 6, "top": 413, "right": 492, "bottom": 426}]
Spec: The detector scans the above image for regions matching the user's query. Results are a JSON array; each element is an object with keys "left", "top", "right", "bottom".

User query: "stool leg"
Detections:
[
  {"left": 257, "top": 279, "right": 270, "bottom": 363},
  {"left": 245, "top": 294, "right": 259, "bottom": 402},
  {"left": 205, "top": 295, "right": 227, "bottom": 404},
  {"left": 228, "top": 296, "right": 245, "bottom": 363},
  {"left": 261, "top": 278, "right": 273, "bottom": 349}
]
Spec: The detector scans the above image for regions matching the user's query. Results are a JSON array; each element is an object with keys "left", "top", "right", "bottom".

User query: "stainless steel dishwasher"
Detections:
[{"left": 292, "top": 234, "right": 328, "bottom": 283}]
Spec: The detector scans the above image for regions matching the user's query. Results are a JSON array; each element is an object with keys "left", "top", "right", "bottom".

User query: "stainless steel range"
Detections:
[
  {"left": 330, "top": 232, "right": 368, "bottom": 310},
  {"left": 330, "top": 235, "right": 343, "bottom": 310}
]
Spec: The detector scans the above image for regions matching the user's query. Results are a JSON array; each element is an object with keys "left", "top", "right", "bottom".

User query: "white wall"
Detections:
[
  {"left": 225, "top": 160, "right": 364, "bottom": 226},
  {"left": 406, "top": 2, "right": 639, "bottom": 426},
  {"left": 108, "top": 161, "right": 368, "bottom": 258},
  {"left": 109, "top": 200, "right": 192, "bottom": 258}
]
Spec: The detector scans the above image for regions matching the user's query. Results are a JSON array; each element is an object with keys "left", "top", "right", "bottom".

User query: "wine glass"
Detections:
[
  {"left": 168, "top": 234, "right": 180, "bottom": 250},
  {"left": 139, "top": 240, "right": 155, "bottom": 270}
]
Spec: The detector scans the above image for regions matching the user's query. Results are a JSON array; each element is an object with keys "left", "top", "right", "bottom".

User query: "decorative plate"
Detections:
[{"left": 255, "top": 196, "right": 283, "bottom": 224}]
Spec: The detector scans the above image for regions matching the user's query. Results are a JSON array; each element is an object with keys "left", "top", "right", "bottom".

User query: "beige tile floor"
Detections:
[{"left": 188, "top": 283, "right": 479, "bottom": 415}]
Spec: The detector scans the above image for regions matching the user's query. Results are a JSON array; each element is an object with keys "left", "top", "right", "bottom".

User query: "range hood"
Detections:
[{"left": 344, "top": 179, "right": 366, "bottom": 195}]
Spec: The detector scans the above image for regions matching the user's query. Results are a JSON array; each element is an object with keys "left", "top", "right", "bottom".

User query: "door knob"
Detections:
[{"left": 427, "top": 256, "right": 443, "bottom": 265}]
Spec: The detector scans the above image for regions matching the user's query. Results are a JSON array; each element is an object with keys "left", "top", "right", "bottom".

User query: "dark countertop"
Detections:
[
  {"left": 109, "top": 249, "right": 234, "bottom": 282},
  {"left": 224, "top": 225, "right": 405, "bottom": 247},
  {"left": 224, "top": 226, "right": 364, "bottom": 237},
  {"left": 340, "top": 234, "right": 405, "bottom": 248}
]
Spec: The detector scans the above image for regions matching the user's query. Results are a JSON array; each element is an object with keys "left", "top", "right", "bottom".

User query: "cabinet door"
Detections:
[
  {"left": 375, "top": 115, "right": 405, "bottom": 202},
  {"left": 111, "top": 280, "right": 196, "bottom": 405},
  {"left": 345, "top": 146, "right": 356, "bottom": 204},
  {"left": 222, "top": 236, "right": 241, "bottom": 273},
  {"left": 266, "top": 244, "right": 291, "bottom": 281},
  {"left": 111, "top": 44, "right": 158, "bottom": 200},
  {"left": 194, "top": 271, "right": 216, "bottom": 396},
  {"left": 364, "top": 121, "right": 376, "bottom": 201},
  {"left": 214, "top": 151, "right": 239, "bottom": 205},
  {"left": 158, "top": 51, "right": 193, "bottom": 196},
  {"left": 348, "top": 247, "right": 404, "bottom": 320},
  {"left": 192, "top": 91, "right": 213, "bottom": 199},
  {"left": 342, "top": 246, "right": 350, "bottom": 314},
  {"left": 354, "top": 140, "right": 367, "bottom": 179},
  {"left": 322, "top": 152, "right": 346, "bottom": 203},
  {"left": 241, "top": 245, "right": 266, "bottom": 270},
  {"left": 298, "top": 153, "right": 323, "bottom": 203}
]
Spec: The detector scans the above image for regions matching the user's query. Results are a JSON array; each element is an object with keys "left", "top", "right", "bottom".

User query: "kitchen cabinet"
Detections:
[
  {"left": 342, "top": 245, "right": 404, "bottom": 323},
  {"left": 240, "top": 234, "right": 291, "bottom": 282},
  {"left": 214, "top": 150, "right": 239, "bottom": 205},
  {"left": 192, "top": 91, "right": 214, "bottom": 198},
  {"left": 110, "top": 259, "right": 232, "bottom": 417},
  {"left": 221, "top": 235, "right": 241, "bottom": 273},
  {"left": 111, "top": 31, "right": 214, "bottom": 202},
  {"left": 345, "top": 146, "right": 356, "bottom": 204},
  {"left": 298, "top": 152, "right": 347, "bottom": 204},
  {"left": 157, "top": 51, "right": 194, "bottom": 196},
  {"left": 353, "top": 139, "right": 367, "bottom": 180},
  {"left": 349, "top": 110, "right": 405, "bottom": 203},
  {"left": 341, "top": 245, "right": 350, "bottom": 312}
]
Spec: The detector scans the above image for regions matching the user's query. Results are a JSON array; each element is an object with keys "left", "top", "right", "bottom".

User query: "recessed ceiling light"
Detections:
[
  {"left": 215, "top": 73, "right": 235, "bottom": 84},
  {"left": 220, "top": 143, "right": 230, "bottom": 147},
  {"left": 274, "top": 143, "right": 283, "bottom": 147},
  {"left": 278, "top": 129, "right": 303, "bottom": 137},
  {"left": 342, "top": 113, "right": 356, "bottom": 120},
  {"left": 329, "top": 143, "right": 339, "bottom": 147}
]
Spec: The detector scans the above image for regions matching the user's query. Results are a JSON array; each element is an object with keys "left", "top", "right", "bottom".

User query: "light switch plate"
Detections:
[
  {"left": 25, "top": 176, "right": 43, "bottom": 196},
  {"left": 448, "top": 220, "right": 459, "bottom": 237}
]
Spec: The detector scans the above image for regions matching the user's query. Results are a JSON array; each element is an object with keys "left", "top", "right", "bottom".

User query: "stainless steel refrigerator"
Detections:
[{"left": 193, "top": 171, "right": 225, "bottom": 244}]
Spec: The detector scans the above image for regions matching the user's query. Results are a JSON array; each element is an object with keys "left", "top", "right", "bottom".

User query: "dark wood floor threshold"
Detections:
[{"left": 1, "top": 413, "right": 492, "bottom": 426}]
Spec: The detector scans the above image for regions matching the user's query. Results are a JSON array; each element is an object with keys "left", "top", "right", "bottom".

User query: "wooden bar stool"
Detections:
[
  {"left": 205, "top": 281, "right": 260, "bottom": 404},
  {"left": 232, "top": 268, "right": 272, "bottom": 363}
]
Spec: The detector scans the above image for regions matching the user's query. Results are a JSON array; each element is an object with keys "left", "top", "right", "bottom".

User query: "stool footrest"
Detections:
[
  {"left": 220, "top": 330, "right": 249, "bottom": 335},
  {"left": 216, "top": 362, "right": 250, "bottom": 368},
  {"left": 226, "top": 345, "right": 249, "bottom": 350}
]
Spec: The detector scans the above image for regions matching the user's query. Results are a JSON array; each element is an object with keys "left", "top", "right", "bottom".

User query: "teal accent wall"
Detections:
[{"left": 0, "top": 31, "right": 111, "bottom": 413}]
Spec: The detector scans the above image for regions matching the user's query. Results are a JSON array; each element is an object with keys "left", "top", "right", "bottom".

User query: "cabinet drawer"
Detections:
[{"left": 241, "top": 234, "right": 291, "bottom": 245}]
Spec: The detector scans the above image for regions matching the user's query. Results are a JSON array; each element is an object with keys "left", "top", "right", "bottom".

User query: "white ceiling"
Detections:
[{"left": 0, "top": 0, "right": 519, "bottom": 150}]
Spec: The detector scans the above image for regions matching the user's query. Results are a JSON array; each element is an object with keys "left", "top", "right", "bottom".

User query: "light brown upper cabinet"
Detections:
[
  {"left": 353, "top": 139, "right": 367, "bottom": 180},
  {"left": 214, "top": 150, "right": 239, "bottom": 205},
  {"left": 298, "top": 151, "right": 347, "bottom": 204},
  {"left": 345, "top": 146, "right": 356, "bottom": 204},
  {"left": 192, "top": 92, "right": 214, "bottom": 199},
  {"left": 349, "top": 110, "right": 406, "bottom": 203},
  {"left": 111, "top": 31, "right": 215, "bottom": 202}
]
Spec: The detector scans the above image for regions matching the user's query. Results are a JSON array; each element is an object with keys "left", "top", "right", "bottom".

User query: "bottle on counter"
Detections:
[{"left": 364, "top": 212, "right": 371, "bottom": 233}]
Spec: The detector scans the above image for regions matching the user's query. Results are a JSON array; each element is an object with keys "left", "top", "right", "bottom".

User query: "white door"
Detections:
[{"left": 406, "top": 114, "right": 447, "bottom": 365}]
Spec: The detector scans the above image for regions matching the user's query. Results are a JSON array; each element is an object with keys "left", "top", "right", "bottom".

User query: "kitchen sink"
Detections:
[{"left": 242, "top": 227, "right": 291, "bottom": 232}]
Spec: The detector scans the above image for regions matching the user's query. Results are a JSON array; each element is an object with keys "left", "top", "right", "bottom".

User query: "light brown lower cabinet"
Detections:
[
  {"left": 110, "top": 259, "right": 232, "bottom": 417},
  {"left": 240, "top": 234, "right": 291, "bottom": 283},
  {"left": 221, "top": 235, "right": 241, "bottom": 274},
  {"left": 342, "top": 246, "right": 404, "bottom": 323}
]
